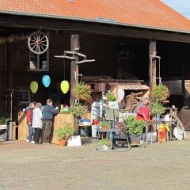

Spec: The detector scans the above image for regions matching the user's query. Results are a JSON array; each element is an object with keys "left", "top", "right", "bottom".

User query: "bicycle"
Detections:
[{"left": 161, "top": 105, "right": 186, "bottom": 141}]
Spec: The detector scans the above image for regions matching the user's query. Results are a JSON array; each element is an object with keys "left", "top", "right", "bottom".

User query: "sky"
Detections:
[{"left": 162, "top": 0, "right": 190, "bottom": 19}]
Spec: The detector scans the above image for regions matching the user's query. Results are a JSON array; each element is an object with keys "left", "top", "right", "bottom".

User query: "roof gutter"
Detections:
[{"left": 0, "top": 10, "right": 190, "bottom": 35}]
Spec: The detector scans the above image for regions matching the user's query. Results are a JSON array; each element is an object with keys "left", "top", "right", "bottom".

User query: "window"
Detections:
[
  {"left": 18, "top": 90, "right": 30, "bottom": 104},
  {"left": 29, "top": 50, "right": 49, "bottom": 71}
]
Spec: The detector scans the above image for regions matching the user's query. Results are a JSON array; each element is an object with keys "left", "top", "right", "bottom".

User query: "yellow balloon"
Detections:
[
  {"left": 60, "top": 81, "right": 69, "bottom": 94},
  {"left": 30, "top": 81, "right": 38, "bottom": 94}
]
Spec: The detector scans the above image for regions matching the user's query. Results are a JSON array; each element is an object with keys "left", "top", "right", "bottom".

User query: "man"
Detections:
[
  {"left": 42, "top": 99, "right": 59, "bottom": 144},
  {"left": 26, "top": 102, "right": 36, "bottom": 143},
  {"left": 135, "top": 97, "right": 150, "bottom": 121}
]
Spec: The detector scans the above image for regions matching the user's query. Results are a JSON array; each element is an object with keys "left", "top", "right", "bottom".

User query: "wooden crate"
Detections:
[{"left": 17, "top": 111, "right": 28, "bottom": 141}]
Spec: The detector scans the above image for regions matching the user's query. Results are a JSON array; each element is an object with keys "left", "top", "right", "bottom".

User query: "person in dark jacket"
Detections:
[
  {"left": 26, "top": 102, "right": 36, "bottom": 143},
  {"left": 42, "top": 99, "right": 59, "bottom": 144}
]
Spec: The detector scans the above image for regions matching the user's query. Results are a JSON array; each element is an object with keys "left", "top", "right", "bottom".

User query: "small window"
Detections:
[
  {"left": 29, "top": 51, "right": 49, "bottom": 71},
  {"left": 19, "top": 90, "right": 30, "bottom": 104}
]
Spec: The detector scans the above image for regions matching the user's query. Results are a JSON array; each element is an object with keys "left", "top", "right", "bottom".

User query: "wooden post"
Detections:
[
  {"left": 149, "top": 40, "right": 157, "bottom": 92},
  {"left": 149, "top": 40, "right": 156, "bottom": 114},
  {"left": 70, "top": 34, "right": 79, "bottom": 131},
  {"left": 70, "top": 34, "right": 79, "bottom": 106}
]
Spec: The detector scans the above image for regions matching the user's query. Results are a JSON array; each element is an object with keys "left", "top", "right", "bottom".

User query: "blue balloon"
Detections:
[{"left": 42, "top": 75, "right": 51, "bottom": 87}]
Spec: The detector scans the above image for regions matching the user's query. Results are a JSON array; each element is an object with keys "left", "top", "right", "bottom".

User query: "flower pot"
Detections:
[
  {"left": 128, "top": 134, "right": 141, "bottom": 144},
  {"left": 58, "top": 139, "right": 66, "bottom": 146},
  {"left": 101, "top": 126, "right": 110, "bottom": 130}
]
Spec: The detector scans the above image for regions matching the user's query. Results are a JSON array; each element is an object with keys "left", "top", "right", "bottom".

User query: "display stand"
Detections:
[{"left": 96, "top": 107, "right": 131, "bottom": 151}]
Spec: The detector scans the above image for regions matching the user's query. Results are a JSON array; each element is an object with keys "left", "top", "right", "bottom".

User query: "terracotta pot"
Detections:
[
  {"left": 101, "top": 126, "right": 110, "bottom": 130},
  {"left": 58, "top": 139, "right": 66, "bottom": 146}
]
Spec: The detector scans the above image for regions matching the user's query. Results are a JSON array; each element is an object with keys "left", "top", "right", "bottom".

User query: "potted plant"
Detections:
[
  {"left": 74, "top": 82, "right": 92, "bottom": 102},
  {"left": 124, "top": 115, "right": 145, "bottom": 144},
  {"left": 151, "top": 85, "right": 170, "bottom": 103},
  {"left": 100, "top": 121, "right": 110, "bottom": 130},
  {"left": 70, "top": 103, "right": 88, "bottom": 119},
  {"left": 151, "top": 85, "right": 170, "bottom": 117},
  {"left": 55, "top": 122, "right": 75, "bottom": 146}
]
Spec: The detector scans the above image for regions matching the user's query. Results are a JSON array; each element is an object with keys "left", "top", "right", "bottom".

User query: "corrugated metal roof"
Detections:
[{"left": 0, "top": 0, "right": 190, "bottom": 33}]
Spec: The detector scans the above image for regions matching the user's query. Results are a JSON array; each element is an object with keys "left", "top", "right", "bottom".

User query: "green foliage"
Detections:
[
  {"left": 97, "top": 138, "right": 111, "bottom": 147},
  {"left": 74, "top": 82, "right": 91, "bottom": 101},
  {"left": 124, "top": 116, "right": 145, "bottom": 135},
  {"left": 55, "top": 122, "right": 75, "bottom": 140},
  {"left": 70, "top": 103, "right": 88, "bottom": 118},
  {"left": 106, "top": 92, "right": 116, "bottom": 101},
  {"left": 100, "top": 121, "right": 110, "bottom": 127},
  {"left": 151, "top": 85, "right": 170, "bottom": 116},
  {"left": 151, "top": 85, "right": 170, "bottom": 103},
  {"left": 0, "top": 113, "right": 9, "bottom": 125},
  {"left": 151, "top": 102, "right": 165, "bottom": 116}
]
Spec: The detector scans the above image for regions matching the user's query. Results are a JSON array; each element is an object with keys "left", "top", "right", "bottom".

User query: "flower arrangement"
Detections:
[
  {"left": 115, "top": 121, "right": 126, "bottom": 131},
  {"left": 151, "top": 85, "right": 170, "bottom": 103},
  {"left": 74, "top": 82, "right": 91, "bottom": 102},
  {"left": 70, "top": 103, "right": 88, "bottom": 118},
  {"left": 100, "top": 121, "right": 110, "bottom": 130},
  {"left": 151, "top": 85, "right": 170, "bottom": 116}
]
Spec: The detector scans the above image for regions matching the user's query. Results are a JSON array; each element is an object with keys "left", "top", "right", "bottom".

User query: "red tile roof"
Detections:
[{"left": 0, "top": 0, "right": 190, "bottom": 33}]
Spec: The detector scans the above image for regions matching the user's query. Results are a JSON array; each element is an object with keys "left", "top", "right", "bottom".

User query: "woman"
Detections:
[{"left": 32, "top": 102, "right": 43, "bottom": 144}]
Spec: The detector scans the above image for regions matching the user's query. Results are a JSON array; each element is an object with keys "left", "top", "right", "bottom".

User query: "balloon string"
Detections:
[{"left": 63, "top": 57, "right": 66, "bottom": 80}]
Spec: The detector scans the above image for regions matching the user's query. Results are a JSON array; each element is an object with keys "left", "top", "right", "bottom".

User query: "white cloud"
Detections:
[{"left": 162, "top": 0, "right": 190, "bottom": 19}]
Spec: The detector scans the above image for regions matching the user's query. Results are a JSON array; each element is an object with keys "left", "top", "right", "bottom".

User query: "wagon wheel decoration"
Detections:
[{"left": 27, "top": 31, "right": 49, "bottom": 54}]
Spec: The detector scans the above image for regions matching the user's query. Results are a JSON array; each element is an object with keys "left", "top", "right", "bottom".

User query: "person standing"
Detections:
[
  {"left": 26, "top": 102, "right": 36, "bottom": 143},
  {"left": 32, "top": 102, "right": 43, "bottom": 145},
  {"left": 135, "top": 97, "right": 150, "bottom": 121},
  {"left": 42, "top": 99, "right": 59, "bottom": 144}
]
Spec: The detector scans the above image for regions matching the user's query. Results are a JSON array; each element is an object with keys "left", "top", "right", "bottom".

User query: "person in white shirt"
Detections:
[{"left": 32, "top": 102, "right": 43, "bottom": 144}]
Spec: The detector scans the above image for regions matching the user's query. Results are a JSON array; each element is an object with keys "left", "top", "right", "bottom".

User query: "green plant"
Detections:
[
  {"left": 106, "top": 92, "right": 116, "bottom": 101},
  {"left": 97, "top": 138, "right": 111, "bottom": 147},
  {"left": 100, "top": 121, "right": 110, "bottom": 128},
  {"left": 151, "top": 85, "right": 170, "bottom": 103},
  {"left": 74, "top": 82, "right": 91, "bottom": 101},
  {"left": 55, "top": 122, "right": 75, "bottom": 140},
  {"left": 151, "top": 102, "right": 165, "bottom": 116},
  {"left": 0, "top": 113, "right": 9, "bottom": 125},
  {"left": 124, "top": 116, "right": 145, "bottom": 135},
  {"left": 70, "top": 103, "right": 88, "bottom": 118}
]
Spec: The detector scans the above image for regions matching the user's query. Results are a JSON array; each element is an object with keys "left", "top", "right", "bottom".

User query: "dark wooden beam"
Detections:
[
  {"left": 70, "top": 34, "right": 79, "bottom": 107},
  {"left": 0, "top": 14, "right": 190, "bottom": 43},
  {"left": 149, "top": 40, "right": 157, "bottom": 91}
]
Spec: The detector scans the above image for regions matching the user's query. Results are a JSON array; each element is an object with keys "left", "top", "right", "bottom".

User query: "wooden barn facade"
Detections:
[{"left": 0, "top": 0, "right": 190, "bottom": 122}]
